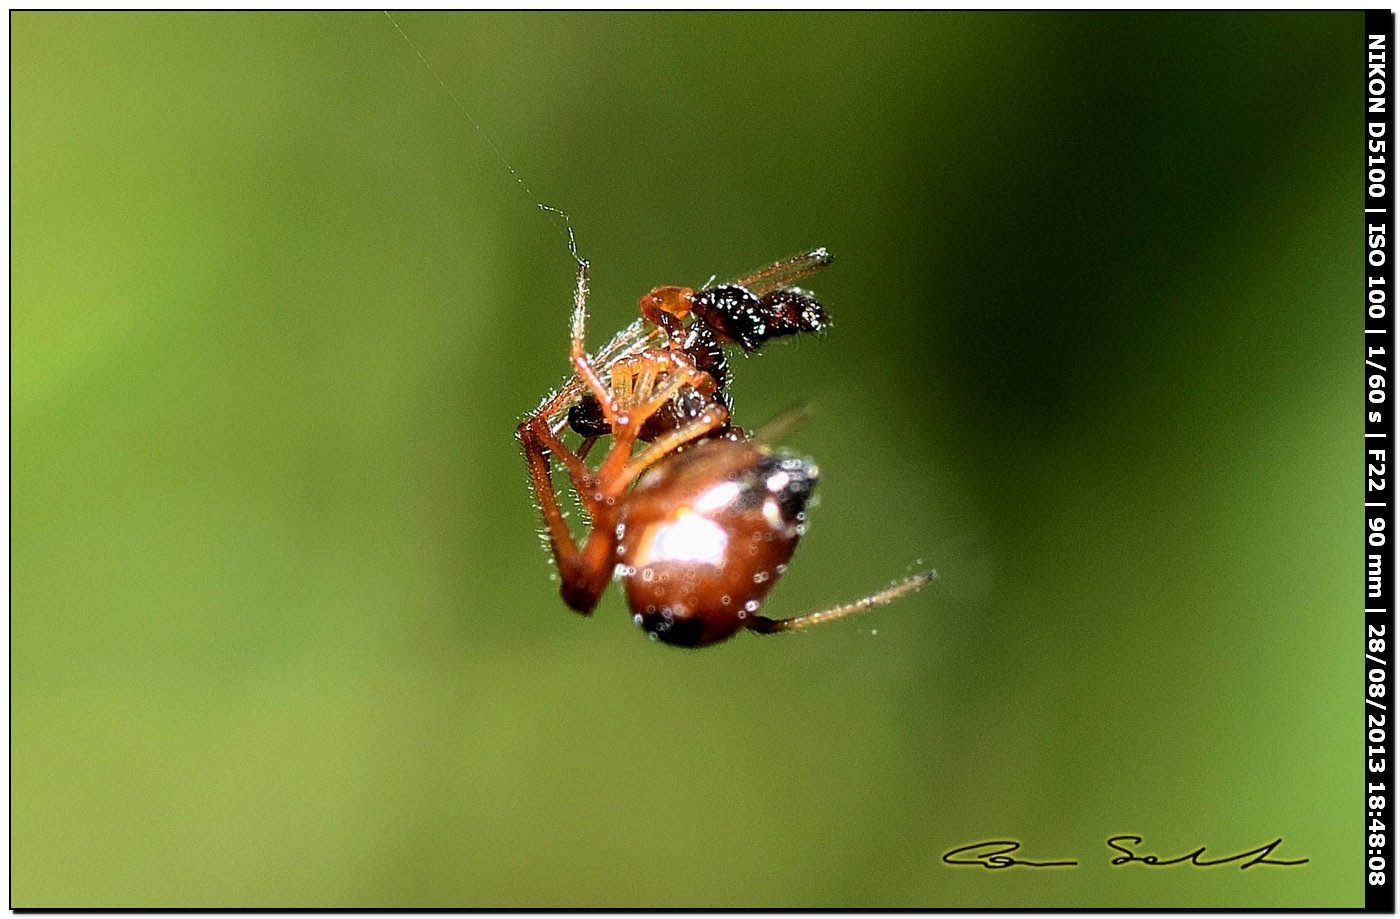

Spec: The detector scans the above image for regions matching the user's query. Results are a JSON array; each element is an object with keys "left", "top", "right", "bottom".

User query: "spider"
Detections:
[{"left": 516, "top": 248, "right": 935, "bottom": 647}]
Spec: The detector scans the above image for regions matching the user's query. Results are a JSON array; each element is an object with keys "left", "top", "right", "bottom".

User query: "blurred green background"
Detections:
[{"left": 12, "top": 11, "right": 1361, "bottom": 907}]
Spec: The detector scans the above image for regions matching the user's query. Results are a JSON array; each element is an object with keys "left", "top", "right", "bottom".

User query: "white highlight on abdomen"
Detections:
[{"left": 639, "top": 510, "right": 728, "bottom": 566}]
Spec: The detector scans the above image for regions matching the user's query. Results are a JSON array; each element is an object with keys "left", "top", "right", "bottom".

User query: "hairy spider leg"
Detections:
[
  {"left": 515, "top": 261, "right": 634, "bottom": 612},
  {"left": 617, "top": 408, "right": 729, "bottom": 485},
  {"left": 747, "top": 570, "right": 938, "bottom": 635},
  {"left": 516, "top": 417, "right": 619, "bottom": 612},
  {"left": 534, "top": 319, "right": 664, "bottom": 434},
  {"left": 520, "top": 415, "right": 598, "bottom": 507},
  {"left": 565, "top": 260, "right": 623, "bottom": 427}
]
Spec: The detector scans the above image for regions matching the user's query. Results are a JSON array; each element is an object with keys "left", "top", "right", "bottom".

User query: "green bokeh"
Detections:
[{"left": 12, "top": 11, "right": 1361, "bottom": 907}]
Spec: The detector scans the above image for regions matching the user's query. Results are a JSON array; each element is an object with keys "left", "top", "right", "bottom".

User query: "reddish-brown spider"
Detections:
[{"left": 516, "top": 249, "right": 935, "bottom": 647}]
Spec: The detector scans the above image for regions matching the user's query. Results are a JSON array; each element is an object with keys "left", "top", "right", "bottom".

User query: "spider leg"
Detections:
[
  {"left": 624, "top": 360, "right": 657, "bottom": 412},
  {"left": 565, "top": 259, "right": 625, "bottom": 427},
  {"left": 631, "top": 364, "right": 710, "bottom": 424},
  {"left": 531, "top": 319, "right": 661, "bottom": 430},
  {"left": 746, "top": 570, "right": 937, "bottom": 635},
  {"left": 521, "top": 415, "right": 599, "bottom": 509},
  {"left": 617, "top": 404, "right": 730, "bottom": 486},
  {"left": 516, "top": 417, "right": 620, "bottom": 614}
]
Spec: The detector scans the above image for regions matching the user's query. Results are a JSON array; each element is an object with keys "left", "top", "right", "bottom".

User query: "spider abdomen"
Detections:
[{"left": 616, "top": 439, "right": 817, "bottom": 646}]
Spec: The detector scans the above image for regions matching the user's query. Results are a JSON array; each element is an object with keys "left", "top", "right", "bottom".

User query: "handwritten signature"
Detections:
[
  {"left": 942, "top": 840, "right": 1079, "bottom": 869},
  {"left": 942, "top": 836, "right": 1308, "bottom": 871}
]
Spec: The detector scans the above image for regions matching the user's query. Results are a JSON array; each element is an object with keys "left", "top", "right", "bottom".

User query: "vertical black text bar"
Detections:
[{"left": 1366, "top": 8, "right": 1395, "bottom": 913}]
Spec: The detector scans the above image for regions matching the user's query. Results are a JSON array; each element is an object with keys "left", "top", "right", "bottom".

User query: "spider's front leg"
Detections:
[{"left": 516, "top": 258, "right": 625, "bottom": 614}]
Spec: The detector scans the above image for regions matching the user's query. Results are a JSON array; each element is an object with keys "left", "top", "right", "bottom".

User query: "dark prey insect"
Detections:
[{"left": 516, "top": 249, "right": 935, "bottom": 647}]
